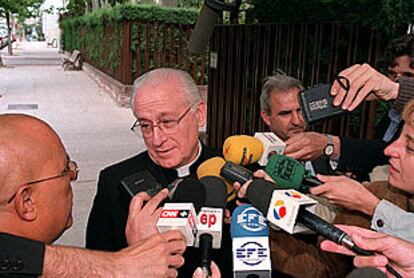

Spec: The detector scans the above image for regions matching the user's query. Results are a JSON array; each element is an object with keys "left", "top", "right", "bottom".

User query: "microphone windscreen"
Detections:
[
  {"left": 197, "top": 157, "right": 236, "bottom": 201},
  {"left": 265, "top": 154, "right": 305, "bottom": 190},
  {"left": 189, "top": 4, "right": 219, "bottom": 55},
  {"left": 223, "top": 135, "right": 263, "bottom": 165},
  {"left": 200, "top": 176, "right": 227, "bottom": 209},
  {"left": 231, "top": 204, "right": 269, "bottom": 238},
  {"left": 172, "top": 177, "right": 206, "bottom": 212},
  {"left": 245, "top": 179, "right": 277, "bottom": 216}
]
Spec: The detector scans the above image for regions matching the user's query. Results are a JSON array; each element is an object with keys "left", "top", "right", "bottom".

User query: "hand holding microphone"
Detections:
[
  {"left": 239, "top": 180, "right": 402, "bottom": 278},
  {"left": 156, "top": 178, "right": 206, "bottom": 246},
  {"left": 126, "top": 189, "right": 169, "bottom": 245}
]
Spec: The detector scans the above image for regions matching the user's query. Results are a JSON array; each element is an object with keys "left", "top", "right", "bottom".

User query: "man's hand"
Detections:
[
  {"left": 117, "top": 230, "right": 186, "bottom": 278},
  {"left": 284, "top": 132, "right": 336, "bottom": 161},
  {"left": 125, "top": 188, "right": 169, "bottom": 245},
  {"left": 309, "top": 174, "right": 380, "bottom": 216},
  {"left": 331, "top": 63, "right": 399, "bottom": 111},
  {"left": 193, "top": 261, "right": 221, "bottom": 278},
  {"left": 233, "top": 170, "right": 273, "bottom": 205},
  {"left": 320, "top": 225, "right": 414, "bottom": 277}
]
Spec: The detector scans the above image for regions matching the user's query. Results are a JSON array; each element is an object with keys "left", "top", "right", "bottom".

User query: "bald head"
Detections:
[
  {"left": 0, "top": 114, "right": 73, "bottom": 243},
  {"left": 0, "top": 114, "right": 65, "bottom": 204}
]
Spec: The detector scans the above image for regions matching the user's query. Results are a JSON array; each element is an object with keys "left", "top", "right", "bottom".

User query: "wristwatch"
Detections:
[{"left": 323, "top": 134, "right": 335, "bottom": 157}]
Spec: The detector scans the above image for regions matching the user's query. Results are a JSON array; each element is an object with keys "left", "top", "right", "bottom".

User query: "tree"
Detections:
[{"left": 0, "top": 0, "right": 44, "bottom": 56}]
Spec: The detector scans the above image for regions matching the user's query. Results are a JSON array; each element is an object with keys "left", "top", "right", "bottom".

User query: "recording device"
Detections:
[
  {"left": 121, "top": 170, "right": 162, "bottom": 197},
  {"left": 299, "top": 76, "right": 350, "bottom": 124},
  {"left": 265, "top": 154, "right": 321, "bottom": 193},
  {"left": 121, "top": 170, "right": 182, "bottom": 199},
  {"left": 156, "top": 178, "right": 206, "bottom": 245},
  {"left": 220, "top": 162, "right": 253, "bottom": 185},
  {"left": 254, "top": 132, "right": 285, "bottom": 166},
  {"left": 231, "top": 204, "right": 271, "bottom": 278},
  {"left": 245, "top": 180, "right": 402, "bottom": 278},
  {"left": 196, "top": 176, "right": 227, "bottom": 277},
  {"left": 189, "top": 0, "right": 241, "bottom": 55}
]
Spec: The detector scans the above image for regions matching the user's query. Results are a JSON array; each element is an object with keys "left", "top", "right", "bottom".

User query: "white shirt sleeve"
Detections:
[{"left": 371, "top": 199, "right": 414, "bottom": 243}]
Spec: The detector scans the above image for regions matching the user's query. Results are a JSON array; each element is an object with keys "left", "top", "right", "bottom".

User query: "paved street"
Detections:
[{"left": 0, "top": 41, "right": 145, "bottom": 247}]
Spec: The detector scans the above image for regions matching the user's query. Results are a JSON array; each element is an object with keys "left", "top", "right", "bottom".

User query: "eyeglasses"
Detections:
[
  {"left": 131, "top": 105, "right": 194, "bottom": 138},
  {"left": 7, "top": 160, "right": 79, "bottom": 204}
]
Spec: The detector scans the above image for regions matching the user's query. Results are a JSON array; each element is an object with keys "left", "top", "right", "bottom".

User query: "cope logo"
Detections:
[
  {"left": 236, "top": 207, "right": 267, "bottom": 232},
  {"left": 236, "top": 242, "right": 268, "bottom": 266},
  {"left": 284, "top": 191, "right": 302, "bottom": 199},
  {"left": 272, "top": 200, "right": 286, "bottom": 220}
]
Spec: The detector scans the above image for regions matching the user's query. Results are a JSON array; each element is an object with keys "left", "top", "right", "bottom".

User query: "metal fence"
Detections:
[
  {"left": 75, "top": 20, "right": 208, "bottom": 85},
  {"left": 206, "top": 23, "right": 387, "bottom": 149}
]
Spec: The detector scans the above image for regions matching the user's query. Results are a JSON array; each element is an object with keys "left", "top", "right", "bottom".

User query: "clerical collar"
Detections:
[{"left": 175, "top": 141, "right": 202, "bottom": 178}]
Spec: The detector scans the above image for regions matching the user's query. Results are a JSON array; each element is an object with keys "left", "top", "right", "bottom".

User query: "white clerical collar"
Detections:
[{"left": 175, "top": 141, "right": 202, "bottom": 177}]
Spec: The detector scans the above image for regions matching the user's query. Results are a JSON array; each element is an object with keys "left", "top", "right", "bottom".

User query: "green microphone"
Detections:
[{"left": 264, "top": 154, "right": 321, "bottom": 193}]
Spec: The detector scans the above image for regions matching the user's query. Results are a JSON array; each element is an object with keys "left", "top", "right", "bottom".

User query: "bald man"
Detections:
[{"left": 0, "top": 114, "right": 186, "bottom": 277}]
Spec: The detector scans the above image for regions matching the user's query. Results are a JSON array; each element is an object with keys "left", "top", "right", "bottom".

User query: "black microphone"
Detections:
[
  {"left": 157, "top": 177, "right": 206, "bottom": 246},
  {"left": 198, "top": 176, "right": 227, "bottom": 276},
  {"left": 245, "top": 180, "right": 402, "bottom": 278},
  {"left": 189, "top": 0, "right": 241, "bottom": 55},
  {"left": 189, "top": 3, "right": 220, "bottom": 55},
  {"left": 171, "top": 177, "right": 206, "bottom": 212}
]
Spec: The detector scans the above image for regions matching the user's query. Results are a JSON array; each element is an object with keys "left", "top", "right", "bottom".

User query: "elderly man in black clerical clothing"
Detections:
[{"left": 86, "top": 68, "right": 231, "bottom": 277}]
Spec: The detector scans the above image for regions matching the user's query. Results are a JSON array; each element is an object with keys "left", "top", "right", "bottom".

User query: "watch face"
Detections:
[{"left": 324, "top": 144, "right": 334, "bottom": 156}]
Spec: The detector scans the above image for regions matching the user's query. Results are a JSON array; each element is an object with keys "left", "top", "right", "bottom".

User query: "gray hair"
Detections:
[
  {"left": 130, "top": 68, "right": 201, "bottom": 116},
  {"left": 260, "top": 73, "right": 304, "bottom": 115}
]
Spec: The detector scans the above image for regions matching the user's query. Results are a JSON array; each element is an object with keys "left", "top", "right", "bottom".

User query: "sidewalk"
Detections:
[{"left": 0, "top": 41, "right": 145, "bottom": 247}]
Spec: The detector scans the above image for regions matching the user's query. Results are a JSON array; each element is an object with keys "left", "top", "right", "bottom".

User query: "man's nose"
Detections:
[
  {"left": 151, "top": 126, "right": 167, "bottom": 146},
  {"left": 291, "top": 111, "right": 304, "bottom": 126}
]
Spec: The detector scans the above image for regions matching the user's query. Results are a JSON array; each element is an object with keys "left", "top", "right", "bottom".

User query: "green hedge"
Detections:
[
  {"left": 61, "top": 3, "right": 199, "bottom": 28},
  {"left": 60, "top": 4, "right": 205, "bottom": 84},
  {"left": 247, "top": 0, "right": 413, "bottom": 41}
]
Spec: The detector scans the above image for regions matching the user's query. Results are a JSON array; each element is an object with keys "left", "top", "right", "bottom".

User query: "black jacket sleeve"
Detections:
[
  {"left": 0, "top": 233, "right": 45, "bottom": 277},
  {"left": 337, "top": 137, "right": 389, "bottom": 177}
]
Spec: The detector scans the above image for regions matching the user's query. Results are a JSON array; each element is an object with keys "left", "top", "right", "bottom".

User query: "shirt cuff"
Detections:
[{"left": 371, "top": 199, "right": 400, "bottom": 232}]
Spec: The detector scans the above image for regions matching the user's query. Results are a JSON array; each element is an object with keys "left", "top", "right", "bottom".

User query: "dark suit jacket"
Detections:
[
  {"left": 86, "top": 145, "right": 234, "bottom": 277},
  {"left": 0, "top": 233, "right": 44, "bottom": 277},
  {"left": 337, "top": 114, "right": 403, "bottom": 181}
]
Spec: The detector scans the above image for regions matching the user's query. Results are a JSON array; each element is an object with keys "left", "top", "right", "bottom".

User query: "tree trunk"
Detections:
[
  {"left": 0, "top": 55, "right": 3, "bottom": 67},
  {"left": 6, "top": 11, "right": 13, "bottom": 56}
]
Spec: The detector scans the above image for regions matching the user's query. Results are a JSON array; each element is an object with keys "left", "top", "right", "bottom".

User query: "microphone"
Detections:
[
  {"left": 156, "top": 178, "right": 206, "bottom": 246},
  {"left": 222, "top": 134, "right": 285, "bottom": 167},
  {"left": 197, "top": 156, "right": 236, "bottom": 201},
  {"left": 265, "top": 154, "right": 321, "bottom": 193},
  {"left": 196, "top": 176, "right": 227, "bottom": 277},
  {"left": 189, "top": 0, "right": 242, "bottom": 55},
  {"left": 189, "top": 3, "right": 220, "bottom": 55},
  {"left": 254, "top": 132, "right": 286, "bottom": 166},
  {"left": 223, "top": 135, "right": 264, "bottom": 165},
  {"left": 245, "top": 180, "right": 403, "bottom": 278},
  {"left": 231, "top": 204, "right": 271, "bottom": 277}
]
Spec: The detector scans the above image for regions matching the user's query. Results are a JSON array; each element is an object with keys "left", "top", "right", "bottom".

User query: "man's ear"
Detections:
[
  {"left": 261, "top": 110, "right": 271, "bottom": 127},
  {"left": 14, "top": 186, "right": 37, "bottom": 221},
  {"left": 195, "top": 101, "right": 207, "bottom": 127}
]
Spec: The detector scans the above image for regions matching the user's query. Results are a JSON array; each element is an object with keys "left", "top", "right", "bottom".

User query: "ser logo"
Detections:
[
  {"left": 236, "top": 207, "right": 267, "bottom": 232},
  {"left": 236, "top": 242, "right": 268, "bottom": 266}
]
